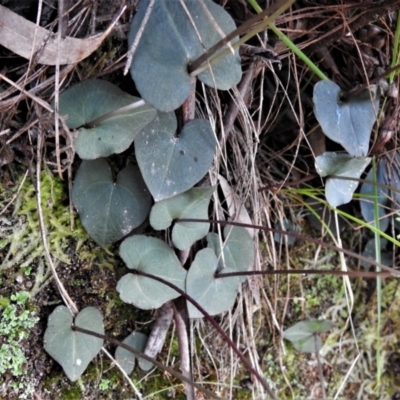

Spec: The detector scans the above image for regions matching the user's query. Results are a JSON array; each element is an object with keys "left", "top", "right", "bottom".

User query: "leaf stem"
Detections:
[
  {"left": 134, "top": 270, "right": 278, "bottom": 399},
  {"left": 71, "top": 325, "right": 221, "bottom": 400},
  {"left": 176, "top": 218, "right": 400, "bottom": 273}
]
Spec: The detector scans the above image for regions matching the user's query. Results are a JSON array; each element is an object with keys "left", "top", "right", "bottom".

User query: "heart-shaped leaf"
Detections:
[
  {"left": 305, "top": 197, "right": 346, "bottom": 236},
  {"left": 117, "top": 235, "right": 187, "bottom": 309},
  {"left": 44, "top": 306, "right": 104, "bottom": 382},
  {"left": 206, "top": 226, "right": 254, "bottom": 283},
  {"left": 129, "top": 0, "right": 241, "bottom": 112},
  {"left": 274, "top": 219, "right": 298, "bottom": 245},
  {"left": 115, "top": 331, "right": 152, "bottom": 374},
  {"left": 57, "top": 79, "right": 156, "bottom": 159},
  {"left": 360, "top": 162, "right": 389, "bottom": 231},
  {"left": 135, "top": 112, "right": 216, "bottom": 201},
  {"left": 384, "top": 151, "right": 400, "bottom": 206},
  {"left": 72, "top": 159, "right": 152, "bottom": 246},
  {"left": 150, "top": 186, "right": 215, "bottom": 250},
  {"left": 186, "top": 248, "right": 240, "bottom": 318},
  {"left": 361, "top": 238, "right": 392, "bottom": 268},
  {"left": 283, "top": 319, "right": 334, "bottom": 353},
  {"left": 313, "top": 80, "right": 379, "bottom": 157},
  {"left": 315, "top": 152, "right": 371, "bottom": 207}
]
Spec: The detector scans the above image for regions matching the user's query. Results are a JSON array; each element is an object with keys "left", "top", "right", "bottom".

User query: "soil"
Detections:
[{"left": 1, "top": 0, "right": 400, "bottom": 399}]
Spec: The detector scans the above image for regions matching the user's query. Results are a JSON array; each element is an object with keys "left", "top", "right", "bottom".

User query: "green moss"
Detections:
[
  {"left": 1, "top": 168, "right": 87, "bottom": 275},
  {"left": 0, "top": 292, "right": 39, "bottom": 399},
  {"left": 61, "top": 387, "right": 82, "bottom": 400}
]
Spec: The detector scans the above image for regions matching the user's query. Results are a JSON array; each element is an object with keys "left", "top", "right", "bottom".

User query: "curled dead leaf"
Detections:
[{"left": 0, "top": 5, "right": 125, "bottom": 66}]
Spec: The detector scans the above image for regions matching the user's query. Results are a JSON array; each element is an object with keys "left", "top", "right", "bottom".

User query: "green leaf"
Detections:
[
  {"left": 313, "top": 80, "right": 379, "bottom": 157},
  {"left": 44, "top": 306, "right": 104, "bottom": 382},
  {"left": 117, "top": 236, "right": 187, "bottom": 309},
  {"left": 150, "top": 186, "right": 215, "bottom": 250},
  {"left": 57, "top": 79, "right": 156, "bottom": 159},
  {"left": 206, "top": 226, "right": 254, "bottom": 283},
  {"left": 315, "top": 152, "right": 371, "bottom": 207},
  {"left": 361, "top": 238, "right": 392, "bottom": 268},
  {"left": 385, "top": 151, "right": 400, "bottom": 205},
  {"left": 186, "top": 248, "right": 240, "bottom": 318},
  {"left": 129, "top": 0, "right": 241, "bottom": 112},
  {"left": 135, "top": 112, "right": 216, "bottom": 201},
  {"left": 360, "top": 162, "right": 389, "bottom": 231},
  {"left": 72, "top": 159, "right": 152, "bottom": 246},
  {"left": 115, "top": 331, "right": 152, "bottom": 374},
  {"left": 273, "top": 219, "right": 298, "bottom": 245},
  {"left": 283, "top": 320, "right": 334, "bottom": 354}
]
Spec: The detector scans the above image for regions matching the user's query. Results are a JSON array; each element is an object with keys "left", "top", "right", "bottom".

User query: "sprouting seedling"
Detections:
[
  {"left": 283, "top": 319, "right": 334, "bottom": 399},
  {"left": 283, "top": 319, "right": 334, "bottom": 353}
]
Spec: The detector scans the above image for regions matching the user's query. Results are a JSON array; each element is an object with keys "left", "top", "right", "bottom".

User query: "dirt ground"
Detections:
[{"left": 1, "top": 0, "right": 400, "bottom": 399}]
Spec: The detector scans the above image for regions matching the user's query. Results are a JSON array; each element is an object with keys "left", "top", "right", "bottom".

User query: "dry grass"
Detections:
[{"left": 1, "top": 0, "right": 400, "bottom": 399}]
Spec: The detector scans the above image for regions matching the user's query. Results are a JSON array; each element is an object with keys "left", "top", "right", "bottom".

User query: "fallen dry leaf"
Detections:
[
  {"left": 218, "top": 174, "right": 254, "bottom": 238},
  {"left": 0, "top": 4, "right": 125, "bottom": 66}
]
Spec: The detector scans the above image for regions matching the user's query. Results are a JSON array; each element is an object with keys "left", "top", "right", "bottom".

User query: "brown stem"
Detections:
[
  {"left": 216, "top": 269, "right": 391, "bottom": 279},
  {"left": 134, "top": 270, "right": 278, "bottom": 399},
  {"left": 176, "top": 218, "right": 398, "bottom": 274},
  {"left": 71, "top": 325, "right": 221, "bottom": 400}
]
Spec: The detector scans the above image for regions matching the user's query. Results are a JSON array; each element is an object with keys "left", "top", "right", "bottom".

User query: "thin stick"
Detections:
[
  {"left": 314, "top": 335, "right": 326, "bottom": 400},
  {"left": 0, "top": 170, "right": 29, "bottom": 217},
  {"left": 101, "top": 348, "right": 143, "bottom": 399},
  {"left": 54, "top": 0, "right": 64, "bottom": 178},
  {"left": 35, "top": 134, "right": 78, "bottom": 315},
  {"left": 172, "top": 298, "right": 195, "bottom": 400},
  {"left": 189, "top": 0, "right": 293, "bottom": 74},
  {"left": 135, "top": 270, "right": 278, "bottom": 399},
  {"left": 0, "top": 73, "right": 54, "bottom": 113},
  {"left": 72, "top": 326, "right": 222, "bottom": 400},
  {"left": 177, "top": 218, "right": 400, "bottom": 275},
  {"left": 124, "top": 0, "right": 155, "bottom": 75}
]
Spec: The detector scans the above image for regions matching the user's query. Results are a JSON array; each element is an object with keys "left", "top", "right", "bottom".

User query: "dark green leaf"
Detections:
[
  {"left": 57, "top": 79, "right": 156, "bottom": 159},
  {"left": 186, "top": 248, "right": 240, "bottom": 318},
  {"left": 72, "top": 159, "right": 152, "bottom": 246},
  {"left": 150, "top": 186, "right": 215, "bottom": 250},
  {"left": 315, "top": 152, "right": 371, "bottom": 207},
  {"left": 313, "top": 80, "right": 379, "bottom": 157},
  {"left": 283, "top": 319, "right": 334, "bottom": 353},
  {"left": 206, "top": 226, "right": 254, "bottom": 283},
  {"left": 135, "top": 112, "right": 215, "bottom": 201},
  {"left": 360, "top": 162, "right": 389, "bottom": 231},
  {"left": 361, "top": 238, "right": 392, "bottom": 268},
  {"left": 129, "top": 0, "right": 241, "bottom": 112},
  {"left": 44, "top": 306, "right": 104, "bottom": 382},
  {"left": 115, "top": 331, "right": 152, "bottom": 374},
  {"left": 117, "top": 236, "right": 187, "bottom": 309}
]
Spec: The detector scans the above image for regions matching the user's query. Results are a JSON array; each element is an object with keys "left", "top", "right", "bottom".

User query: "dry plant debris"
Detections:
[{"left": 1, "top": 0, "right": 400, "bottom": 399}]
